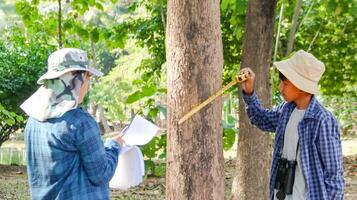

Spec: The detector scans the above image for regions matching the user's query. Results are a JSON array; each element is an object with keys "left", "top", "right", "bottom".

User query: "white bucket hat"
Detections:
[
  {"left": 274, "top": 50, "right": 325, "bottom": 94},
  {"left": 37, "top": 48, "right": 103, "bottom": 84}
]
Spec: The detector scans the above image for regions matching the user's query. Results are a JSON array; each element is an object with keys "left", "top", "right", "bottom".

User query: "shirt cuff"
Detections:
[
  {"left": 105, "top": 139, "right": 121, "bottom": 153},
  {"left": 242, "top": 91, "right": 258, "bottom": 105}
]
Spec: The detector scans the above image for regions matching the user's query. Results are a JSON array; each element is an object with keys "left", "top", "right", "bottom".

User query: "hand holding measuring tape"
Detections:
[{"left": 178, "top": 70, "right": 251, "bottom": 124}]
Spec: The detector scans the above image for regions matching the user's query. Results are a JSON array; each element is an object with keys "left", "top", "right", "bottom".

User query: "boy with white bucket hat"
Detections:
[
  {"left": 21, "top": 48, "right": 126, "bottom": 200},
  {"left": 239, "top": 50, "right": 344, "bottom": 200}
]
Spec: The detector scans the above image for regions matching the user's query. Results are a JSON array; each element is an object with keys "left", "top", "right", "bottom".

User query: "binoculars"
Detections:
[{"left": 274, "top": 157, "right": 297, "bottom": 195}]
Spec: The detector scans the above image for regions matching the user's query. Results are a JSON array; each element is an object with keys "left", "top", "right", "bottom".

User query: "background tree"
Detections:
[
  {"left": 166, "top": 0, "right": 225, "bottom": 199},
  {"left": 286, "top": 0, "right": 302, "bottom": 56},
  {"left": 231, "top": 0, "right": 277, "bottom": 199},
  {"left": 0, "top": 104, "right": 23, "bottom": 147},
  {"left": 0, "top": 27, "right": 55, "bottom": 147}
]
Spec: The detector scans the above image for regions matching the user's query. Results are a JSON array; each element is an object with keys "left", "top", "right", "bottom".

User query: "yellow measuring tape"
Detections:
[{"left": 178, "top": 71, "right": 249, "bottom": 124}]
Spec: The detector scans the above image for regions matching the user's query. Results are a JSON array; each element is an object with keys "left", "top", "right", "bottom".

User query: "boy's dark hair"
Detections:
[{"left": 279, "top": 72, "right": 287, "bottom": 81}]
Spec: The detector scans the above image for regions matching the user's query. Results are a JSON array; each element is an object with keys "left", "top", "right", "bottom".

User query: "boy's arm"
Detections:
[
  {"left": 239, "top": 68, "right": 282, "bottom": 132},
  {"left": 242, "top": 92, "right": 283, "bottom": 132},
  {"left": 317, "top": 116, "right": 344, "bottom": 199}
]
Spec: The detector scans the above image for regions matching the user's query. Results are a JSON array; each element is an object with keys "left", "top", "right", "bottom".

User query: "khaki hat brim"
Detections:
[
  {"left": 37, "top": 66, "right": 103, "bottom": 85},
  {"left": 274, "top": 60, "right": 318, "bottom": 94}
]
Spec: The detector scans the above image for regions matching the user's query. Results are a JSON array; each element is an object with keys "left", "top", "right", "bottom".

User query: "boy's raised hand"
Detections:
[{"left": 239, "top": 67, "right": 255, "bottom": 95}]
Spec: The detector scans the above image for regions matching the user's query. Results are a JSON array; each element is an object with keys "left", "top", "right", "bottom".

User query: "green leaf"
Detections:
[
  {"left": 95, "top": 2, "right": 104, "bottom": 11},
  {"left": 5, "top": 118, "right": 15, "bottom": 126},
  {"left": 236, "top": 0, "right": 248, "bottom": 15},
  {"left": 157, "top": 88, "right": 167, "bottom": 93},
  {"left": 227, "top": 115, "right": 236, "bottom": 125},
  {"left": 351, "top": 0, "right": 357, "bottom": 16},
  {"left": 154, "top": 163, "right": 166, "bottom": 177},
  {"left": 63, "top": 21, "right": 73, "bottom": 31},
  {"left": 221, "top": 0, "right": 231, "bottom": 11},
  {"left": 132, "top": 79, "right": 145, "bottom": 85},
  {"left": 90, "top": 28, "right": 100, "bottom": 43},
  {"left": 75, "top": 26, "right": 89, "bottom": 40},
  {"left": 16, "top": 115, "right": 24, "bottom": 122},
  {"left": 149, "top": 107, "right": 159, "bottom": 118},
  {"left": 126, "top": 91, "right": 143, "bottom": 104},
  {"left": 142, "top": 85, "right": 157, "bottom": 97},
  {"left": 223, "top": 128, "right": 236, "bottom": 150},
  {"left": 141, "top": 139, "right": 157, "bottom": 158},
  {"left": 144, "top": 159, "right": 155, "bottom": 175}
]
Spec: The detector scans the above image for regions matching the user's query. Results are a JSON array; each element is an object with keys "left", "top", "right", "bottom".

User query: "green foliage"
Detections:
[
  {"left": 126, "top": 83, "right": 157, "bottom": 104},
  {"left": 321, "top": 96, "right": 357, "bottom": 135},
  {"left": 0, "top": 27, "right": 54, "bottom": 146},
  {"left": 271, "top": 1, "right": 356, "bottom": 135},
  {"left": 0, "top": 104, "right": 23, "bottom": 126},
  {"left": 296, "top": 4, "right": 356, "bottom": 97},
  {"left": 142, "top": 135, "right": 167, "bottom": 177},
  {"left": 222, "top": 115, "right": 237, "bottom": 151},
  {"left": 127, "top": 0, "right": 166, "bottom": 82},
  {"left": 0, "top": 104, "right": 24, "bottom": 147},
  {"left": 90, "top": 71, "right": 132, "bottom": 121},
  {"left": 0, "top": 27, "right": 55, "bottom": 113},
  {"left": 274, "top": 1, "right": 356, "bottom": 97},
  {"left": 220, "top": 0, "right": 246, "bottom": 84}
]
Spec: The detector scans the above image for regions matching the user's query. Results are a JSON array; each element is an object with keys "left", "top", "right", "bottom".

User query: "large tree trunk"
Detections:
[
  {"left": 166, "top": 0, "right": 225, "bottom": 199},
  {"left": 231, "top": 0, "right": 277, "bottom": 199}
]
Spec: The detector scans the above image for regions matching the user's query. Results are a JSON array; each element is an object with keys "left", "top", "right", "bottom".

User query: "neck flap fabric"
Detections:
[{"left": 20, "top": 72, "right": 85, "bottom": 121}]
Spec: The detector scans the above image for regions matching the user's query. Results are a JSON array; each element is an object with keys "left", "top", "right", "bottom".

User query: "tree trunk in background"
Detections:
[
  {"left": 57, "top": 0, "right": 62, "bottom": 48},
  {"left": 286, "top": 0, "right": 302, "bottom": 56},
  {"left": 98, "top": 105, "right": 112, "bottom": 133},
  {"left": 166, "top": 0, "right": 225, "bottom": 199},
  {"left": 89, "top": 103, "right": 98, "bottom": 117},
  {"left": 89, "top": 40, "right": 98, "bottom": 117},
  {"left": 89, "top": 40, "right": 111, "bottom": 133},
  {"left": 231, "top": 0, "right": 277, "bottom": 199}
]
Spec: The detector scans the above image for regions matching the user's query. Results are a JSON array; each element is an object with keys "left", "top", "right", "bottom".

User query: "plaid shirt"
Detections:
[
  {"left": 24, "top": 108, "right": 120, "bottom": 200},
  {"left": 242, "top": 92, "right": 344, "bottom": 200}
]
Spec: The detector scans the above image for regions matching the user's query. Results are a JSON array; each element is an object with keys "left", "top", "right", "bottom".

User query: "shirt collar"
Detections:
[{"left": 286, "top": 95, "right": 319, "bottom": 120}]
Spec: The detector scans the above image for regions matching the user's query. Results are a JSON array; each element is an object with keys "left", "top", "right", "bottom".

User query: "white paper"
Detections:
[
  {"left": 109, "top": 146, "right": 145, "bottom": 190},
  {"left": 122, "top": 115, "right": 159, "bottom": 146}
]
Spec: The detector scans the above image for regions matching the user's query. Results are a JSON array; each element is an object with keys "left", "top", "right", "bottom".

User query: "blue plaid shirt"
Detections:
[
  {"left": 24, "top": 108, "right": 121, "bottom": 200},
  {"left": 242, "top": 92, "right": 344, "bottom": 200}
]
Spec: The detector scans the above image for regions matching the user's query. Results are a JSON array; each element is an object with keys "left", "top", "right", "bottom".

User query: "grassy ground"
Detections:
[
  {"left": 0, "top": 156, "right": 356, "bottom": 200},
  {"left": 0, "top": 138, "right": 356, "bottom": 199}
]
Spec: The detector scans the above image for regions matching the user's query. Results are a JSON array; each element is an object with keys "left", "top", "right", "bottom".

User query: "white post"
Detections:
[
  {"left": 9, "top": 148, "right": 13, "bottom": 165},
  {"left": 22, "top": 149, "right": 26, "bottom": 165},
  {"left": 0, "top": 148, "right": 3, "bottom": 164}
]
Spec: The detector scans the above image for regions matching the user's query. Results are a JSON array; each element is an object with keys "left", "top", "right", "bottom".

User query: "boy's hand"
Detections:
[{"left": 239, "top": 67, "right": 255, "bottom": 95}]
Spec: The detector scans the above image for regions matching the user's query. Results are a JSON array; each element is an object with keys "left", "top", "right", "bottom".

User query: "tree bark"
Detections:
[
  {"left": 231, "top": 0, "right": 277, "bottom": 199},
  {"left": 58, "top": 0, "right": 62, "bottom": 48},
  {"left": 98, "top": 105, "right": 112, "bottom": 133},
  {"left": 166, "top": 0, "right": 225, "bottom": 199},
  {"left": 286, "top": 0, "right": 302, "bottom": 56},
  {"left": 89, "top": 40, "right": 110, "bottom": 133},
  {"left": 89, "top": 40, "right": 98, "bottom": 118}
]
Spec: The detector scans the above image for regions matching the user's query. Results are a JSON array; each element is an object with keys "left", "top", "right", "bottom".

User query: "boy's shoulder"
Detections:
[{"left": 308, "top": 97, "right": 337, "bottom": 123}]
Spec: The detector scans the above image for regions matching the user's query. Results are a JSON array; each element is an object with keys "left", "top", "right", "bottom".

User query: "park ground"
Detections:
[{"left": 0, "top": 137, "right": 356, "bottom": 200}]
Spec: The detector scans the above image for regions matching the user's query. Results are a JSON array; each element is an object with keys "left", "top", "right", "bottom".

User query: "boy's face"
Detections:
[{"left": 278, "top": 79, "right": 303, "bottom": 103}]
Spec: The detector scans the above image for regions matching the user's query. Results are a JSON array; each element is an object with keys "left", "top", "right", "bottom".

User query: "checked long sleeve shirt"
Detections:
[
  {"left": 242, "top": 92, "right": 344, "bottom": 200},
  {"left": 25, "top": 108, "right": 121, "bottom": 200}
]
